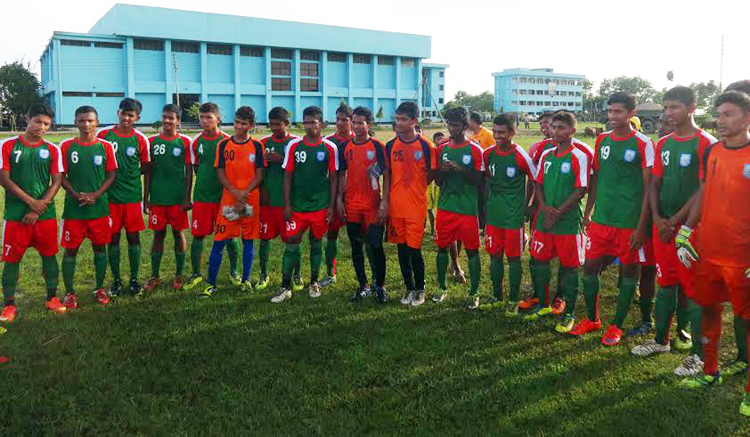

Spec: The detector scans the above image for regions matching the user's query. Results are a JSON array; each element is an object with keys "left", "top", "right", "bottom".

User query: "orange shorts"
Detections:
[
  {"left": 214, "top": 208, "right": 260, "bottom": 241},
  {"left": 109, "top": 202, "right": 145, "bottom": 235},
  {"left": 260, "top": 206, "right": 286, "bottom": 241},
  {"left": 691, "top": 260, "right": 750, "bottom": 319},
  {"left": 149, "top": 205, "right": 189, "bottom": 231},
  {"left": 530, "top": 230, "right": 586, "bottom": 268},
  {"left": 585, "top": 222, "right": 645, "bottom": 265},
  {"left": 287, "top": 209, "right": 328, "bottom": 240},
  {"left": 435, "top": 209, "right": 480, "bottom": 250},
  {"left": 60, "top": 216, "right": 112, "bottom": 249},
  {"left": 388, "top": 216, "right": 425, "bottom": 249},
  {"left": 2, "top": 219, "right": 59, "bottom": 262},
  {"left": 191, "top": 202, "right": 220, "bottom": 237},
  {"left": 485, "top": 225, "right": 525, "bottom": 257},
  {"left": 346, "top": 208, "right": 378, "bottom": 229}
]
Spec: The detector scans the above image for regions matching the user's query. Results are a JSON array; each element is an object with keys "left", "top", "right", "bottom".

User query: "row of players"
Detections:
[{"left": 2, "top": 83, "right": 750, "bottom": 415}]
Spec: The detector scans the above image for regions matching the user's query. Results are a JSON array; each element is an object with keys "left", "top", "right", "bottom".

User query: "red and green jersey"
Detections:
[
  {"left": 97, "top": 126, "right": 150, "bottom": 204},
  {"left": 190, "top": 130, "right": 230, "bottom": 203},
  {"left": 0, "top": 136, "right": 63, "bottom": 222},
  {"left": 483, "top": 143, "right": 536, "bottom": 229},
  {"left": 325, "top": 131, "right": 355, "bottom": 150},
  {"left": 535, "top": 146, "right": 589, "bottom": 235},
  {"left": 148, "top": 132, "right": 192, "bottom": 206},
  {"left": 282, "top": 137, "right": 339, "bottom": 212},
  {"left": 260, "top": 134, "right": 299, "bottom": 208},
  {"left": 592, "top": 130, "right": 654, "bottom": 229},
  {"left": 436, "top": 140, "right": 485, "bottom": 216},
  {"left": 60, "top": 137, "right": 118, "bottom": 220},
  {"left": 531, "top": 138, "right": 594, "bottom": 170},
  {"left": 652, "top": 130, "right": 716, "bottom": 218}
]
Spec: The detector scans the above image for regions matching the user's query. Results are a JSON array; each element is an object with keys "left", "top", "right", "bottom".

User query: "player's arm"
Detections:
[
  {"left": 142, "top": 162, "right": 152, "bottom": 213},
  {"left": 327, "top": 166, "right": 338, "bottom": 224},
  {"left": 283, "top": 170, "right": 293, "bottom": 221},
  {"left": 630, "top": 158, "right": 654, "bottom": 251},
  {"left": 336, "top": 145, "right": 347, "bottom": 219},
  {"left": 649, "top": 174, "right": 674, "bottom": 242}
]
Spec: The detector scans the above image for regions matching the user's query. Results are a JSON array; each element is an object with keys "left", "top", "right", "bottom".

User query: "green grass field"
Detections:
[{"left": 0, "top": 127, "right": 747, "bottom": 435}]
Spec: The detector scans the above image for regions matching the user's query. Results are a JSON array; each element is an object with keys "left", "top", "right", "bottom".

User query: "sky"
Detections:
[{"left": 2, "top": 0, "right": 748, "bottom": 101}]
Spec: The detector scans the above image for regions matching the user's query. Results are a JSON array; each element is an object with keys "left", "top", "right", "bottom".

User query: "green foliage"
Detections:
[
  {"left": 690, "top": 80, "right": 720, "bottom": 112},
  {"left": 376, "top": 105, "right": 384, "bottom": 120},
  {"left": 597, "top": 76, "right": 657, "bottom": 103},
  {"left": 441, "top": 90, "right": 494, "bottom": 116},
  {"left": 152, "top": 120, "right": 163, "bottom": 130},
  {"left": 0, "top": 61, "right": 44, "bottom": 126},
  {"left": 186, "top": 102, "right": 201, "bottom": 121}
]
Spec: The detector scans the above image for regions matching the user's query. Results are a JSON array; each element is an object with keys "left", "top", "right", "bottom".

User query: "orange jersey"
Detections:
[
  {"left": 471, "top": 126, "right": 496, "bottom": 150},
  {"left": 339, "top": 138, "right": 387, "bottom": 212},
  {"left": 214, "top": 137, "right": 266, "bottom": 210},
  {"left": 386, "top": 134, "right": 436, "bottom": 219},
  {"left": 696, "top": 141, "right": 750, "bottom": 267}
]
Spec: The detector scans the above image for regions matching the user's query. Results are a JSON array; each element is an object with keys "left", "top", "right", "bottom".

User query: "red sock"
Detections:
[{"left": 702, "top": 304, "right": 723, "bottom": 376}]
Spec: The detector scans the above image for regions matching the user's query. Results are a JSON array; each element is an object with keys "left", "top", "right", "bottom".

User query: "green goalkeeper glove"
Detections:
[{"left": 675, "top": 225, "right": 698, "bottom": 269}]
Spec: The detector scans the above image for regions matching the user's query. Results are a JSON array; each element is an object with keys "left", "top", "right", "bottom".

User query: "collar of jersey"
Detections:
[
  {"left": 447, "top": 140, "right": 471, "bottom": 149},
  {"left": 352, "top": 137, "right": 372, "bottom": 146},
  {"left": 669, "top": 130, "right": 703, "bottom": 142},
  {"left": 230, "top": 136, "right": 253, "bottom": 145},
  {"left": 720, "top": 140, "right": 750, "bottom": 151},
  {"left": 333, "top": 131, "right": 354, "bottom": 141},
  {"left": 302, "top": 137, "right": 324, "bottom": 147},
  {"left": 110, "top": 126, "right": 137, "bottom": 138},
  {"left": 493, "top": 143, "right": 517, "bottom": 156},
  {"left": 553, "top": 145, "right": 574, "bottom": 157},
  {"left": 396, "top": 134, "right": 422, "bottom": 144},
  {"left": 272, "top": 133, "right": 292, "bottom": 142},
  {"left": 200, "top": 131, "right": 225, "bottom": 141},
  {"left": 159, "top": 132, "right": 181, "bottom": 141},
  {"left": 610, "top": 129, "right": 636, "bottom": 141},
  {"left": 73, "top": 137, "right": 100, "bottom": 147},
  {"left": 17, "top": 135, "right": 44, "bottom": 148}
]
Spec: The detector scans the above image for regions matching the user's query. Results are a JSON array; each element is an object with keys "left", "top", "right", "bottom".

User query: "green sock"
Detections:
[
  {"left": 490, "top": 257, "right": 504, "bottom": 300},
  {"left": 533, "top": 262, "right": 551, "bottom": 305},
  {"left": 640, "top": 294, "right": 654, "bottom": 325},
  {"left": 436, "top": 249, "right": 449, "bottom": 291},
  {"left": 259, "top": 240, "right": 270, "bottom": 275},
  {"left": 282, "top": 243, "right": 300, "bottom": 284},
  {"left": 689, "top": 299, "right": 703, "bottom": 357},
  {"left": 508, "top": 258, "right": 522, "bottom": 302},
  {"left": 468, "top": 252, "right": 480, "bottom": 296},
  {"left": 325, "top": 238, "right": 337, "bottom": 276},
  {"left": 583, "top": 274, "right": 599, "bottom": 321},
  {"left": 108, "top": 243, "right": 121, "bottom": 282},
  {"left": 175, "top": 251, "right": 186, "bottom": 277},
  {"left": 151, "top": 251, "right": 163, "bottom": 278},
  {"left": 226, "top": 238, "right": 239, "bottom": 273},
  {"left": 94, "top": 251, "right": 108, "bottom": 289},
  {"left": 676, "top": 292, "right": 690, "bottom": 333},
  {"left": 2, "top": 262, "right": 20, "bottom": 302},
  {"left": 735, "top": 315, "right": 747, "bottom": 362},
  {"left": 611, "top": 277, "right": 638, "bottom": 328},
  {"left": 128, "top": 243, "right": 141, "bottom": 281},
  {"left": 561, "top": 267, "right": 579, "bottom": 315},
  {"left": 63, "top": 255, "right": 76, "bottom": 293},
  {"left": 191, "top": 238, "right": 204, "bottom": 276},
  {"left": 654, "top": 286, "right": 677, "bottom": 345},
  {"left": 310, "top": 239, "right": 322, "bottom": 282},
  {"left": 41, "top": 256, "right": 59, "bottom": 295},
  {"left": 556, "top": 265, "right": 564, "bottom": 299}
]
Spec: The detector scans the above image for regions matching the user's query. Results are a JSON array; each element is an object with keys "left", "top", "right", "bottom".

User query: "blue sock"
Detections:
[
  {"left": 207, "top": 240, "right": 228, "bottom": 286},
  {"left": 242, "top": 239, "right": 255, "bottom": 282}
]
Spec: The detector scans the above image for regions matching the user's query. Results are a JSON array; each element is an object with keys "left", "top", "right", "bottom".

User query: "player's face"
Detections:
[
  {"left": 492, "top": 124, "right": 515, "bottom": 146},
  {"left": 664, "top": 100, "right": 692, "bottom": 128},
  {"left": 303, "top": 115, "right": 322, "bottom": 137},
  {"left": 234, "top": 117, "right": 253, "bottom": 136},
  {"left": 26, "top": 114, "right": 52, "bottom": 138},
  {"left": 447, "top": 120, "right": 466, "bottom": 139},
  {"left": 199, "top": 112, "right": 219, "bottom": 132},
  {"left": 433, "top": 134, "right": 445, "bottom": 144},
  {"left": 117, "top": 109, "right": 140, "bottom": 129},
  {"left": 269, "top": 118, "right": 287, "bottom": 137},
  {"left": 161, "top": 111, "right": 179, "bottom": 133},
  {"left": 551, "top": 120, "right": 575, "bottom": 144},
  {"left": 336, "top": 113, "right": 352, "bottom": 134},
  {"left": 657, "top": 113, "right": 674, "bottom": 138},
  {"left": 607, "top": 103, "right": 634, "bottom": 130},
  {"left": 352, "top": 114, "right": 370, "bottom": 138},
  {"left": 468, "top": 120, "right": 480, "bottom": 132},
  {"left": 540, "top": 117, "right": 551, "bottom": 137},
  {"left": 394, "top": 113, "right": 416, "bottom": 135},
  {"left": 75, "top": 111, "right": 98, "bottom": 135},
  {"left": 716, "top": 102, "right": 750, "bottom": 140}
]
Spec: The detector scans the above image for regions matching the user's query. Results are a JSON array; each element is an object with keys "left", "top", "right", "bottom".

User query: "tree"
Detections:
[
  {"left": 582, "top": 78, "right": 605, "bottom": 121},
  {"left": 690, "top": 80, "right": 720, "bottom": 111},
  {"left": 0, "top": 61, "right": 43, "bottom": 127},
  {"left": 187, "top": 102, "right": 201, "bottom": 121},
  {"left": 376, "top": 105, "right": 384, "bottom": 121},
  {"left": 441, "top": 90, "right": 494, "bottom": 117},
  {"left": 597, "top": 76, "right": 657, "bottom": 103}
]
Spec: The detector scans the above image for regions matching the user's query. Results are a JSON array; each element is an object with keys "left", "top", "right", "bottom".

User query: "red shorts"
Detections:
[
  {"left": 585, "top": 222, "right": 645, "bottom": 265},
  {"left": 191, "top": 202, "right": 220, "bottom": 238},
  {"left": 148, "top": 205, "right": 189, "bottom": 231},
  {"left": 388, "top": 216, "right": 425, "bottom": 249},
  {"left": 60, "top": 216, "right": 112, "bottom": 249},
  {"left": 2, "top": 219, "right": 59, "bottom": 262},
  {"left": 641, "top": 238, "right": 655, "bottom": 266},
  {"left": 347, "top": 208, "right": 377, "bottom": 229},
  {"left": 652, "top": 228, "right": 688, "bottom": 288},
  {"left": 287, "top": 209, "right": 328, "bottom": 240},
  {"left": 214, "top": 209, "right": 260, "bottom": 241},
  {"left": 260, "top": 206, "right": 286, "bottom": 241},
  {"left": 435, "top": 209, "right": 480, "bottom": 250},
  {"left": 530, "top": 230, "right": 586, "bottom": 268},
  {"left": 109, "top": 202, "right": 145, "bottom": 235},
  {"left": 691, "top": 260, "right": 750, "bottom": 319},
  {"left": 328, "top": 213, "right": 345, "bottom": 232},
  {"left": 485, "top": 225, "right": 525, "bottom": 257}
]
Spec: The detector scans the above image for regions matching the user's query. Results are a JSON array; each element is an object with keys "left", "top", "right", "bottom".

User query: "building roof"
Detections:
[
  {"left": 88, "top": 4, "right": 431, "bottom": 58},
  {"left": 492, "top": 68, "right": 584, "bottom": 79},
  {"left": 423, "top": 63, "right": 449, "bottom": 69}
]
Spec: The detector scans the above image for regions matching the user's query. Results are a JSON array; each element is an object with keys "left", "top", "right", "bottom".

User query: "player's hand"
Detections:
[
  {"left": 440, "top": 161, "right": 456, "bottom": 172},
  {"left": 377, "top": 201, "right": 388, "bottom": 225},
  {"left": 629, "top": 226, "right": 646, "bottom": 251},
  {"left": 28, "top": 198, "right": 47, "bottom": 215},
  {"left": 745, "top": 268, "right": 750, "bottom": 279},
  {"left": 143, "top": 200, "right": 150, "bottom": 215},
  {"left": 675, "top": 225, "right": 698, "bottom": 269},
  {"left": 525, "top": 205, "right": 535, "bottom": 223},
  {"left": 181, "top": 201, "right": 193, "bottom": 212},
  {"left": 266, "top": 152, "right": 283, "bottom": 164},
  {"left": 21, "top": 212, "right": 39, "bottom": 226},
  {"left": 231, "top": 188, "right": 245, "bottom": 203},
  {"left": 327, "top": 206, "right": 335, "bottom": 224},
  {"left": 284, "top": 206, "right": 293, "bottom": 222},
  {"left": 582, "top": 215, "right": 591, "bottom": 229}
]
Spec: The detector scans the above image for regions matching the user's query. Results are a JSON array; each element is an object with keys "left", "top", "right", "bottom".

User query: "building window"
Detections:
[
  {"left": 439, "top": 71, "right": 444, "bottom": 78},
  {"left": 271, "top": 48, "right": 292, "bottom": 59},
  {"left": 271, "top": 61, "right": 291, "bottom": 76},
  {"left": 62, "top": 91, "right": 93, "bottom": 97},
  {"left": 300, "top": 78, "right": 318, "bottom": 92},
  {"left": 135, "top": 39, "right": 165, "bottom": 51},
  {"left": 207, "top": 43, "right": 232, "bottom": 55},
  {"left": 328, "top": 52, "right": 346, "bottom": 63},
  {"left": 439, "top": 98, "right": 444, "bottom": 104},
  {"left": 172, "top": 41, "right": 199, "bottom": 53},
  {"left": 545, "top": 102, "right": 552, "bottom": 106},
  {"left": 520, "top": 77, "right": 527, "bottom": 83},
  {"left": 97, "top": 92, "right": 126, "bottom": 97},
  {"left": 512, "top": 77, "right": 517, "bottom": 83},
  {"left": 378, "top": 56, "right": 394, "bottom": 65},
  {"left": 401, "top": 58, "right": 415, "bottom": 67},
  {"left": 272, "top": 78, "right": 291, "bottom": 91},
  {"left": 94, "top": 42, "right": 123, "bottom": 49},
  {"left": 439, "top": 85, "right": 444, "bottom": 91},
  {"left": 353, "top": 54, "right": 371, "bottom": 64},
  {"left": 240, "top": 46, "right": 263, "bottom": 57},
  {"left": 61, "top": 40, "right": 91, "bottom": 47},
  {"left": 300, "top": 50, "right": 319, "bottom": 61},
  {"left": 300, "top": 62, "right": 318, "bottom": 77}
]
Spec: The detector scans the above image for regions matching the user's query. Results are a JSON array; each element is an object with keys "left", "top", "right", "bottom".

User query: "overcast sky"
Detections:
[{"left": 2, "top": 0, "right": 748, "bottom": 100}]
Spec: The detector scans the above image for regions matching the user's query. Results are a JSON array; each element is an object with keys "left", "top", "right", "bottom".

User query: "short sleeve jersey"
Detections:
[
  {"left": 60, "top": 137, "right": 118, "bottom": 220},
  {"left": 532, "top": 138, "right": 595, "bottom": 171},
  {"left": 339, "top": 138, "right": 387, "bottom": 213},
  {"left": 260, "top": 134, "right": 298, "bottom": 208},
  {"left": 471, "top": 126, "right": 496, "bottom": 150},
  {"left": 190, "top": 130, "right": 230, "bottom": 203},
  {"left": 652, "top": 129, "right": 716, "bottom": 218},
  {"left": 215, "top": 137, "right": 266, "bottom": 210},
  {"left": 529, "top": 138, "right": 550, "bottom": 166},
  {"left": 0, "top": 136, "right": 63, "bottom": 222},
  {"left": 97, "top": 127, "right": 150, "bottom": 204},
  {"left": 436, "top": 139, "right": 485, "bottom": 216},
  {"left": 386, "top": 135, "right": 436, "bottom": 220},
  {"left": 282, "top": 137, "right": 338, "bottom": 213},
  {"left": 148, "top": 133, "right": 192, "bottom": 206},
  {"left": 592, "top": 130, "right": 654, "bottom": 229},
  {"left": 696, "top": 141, "right": 750, "bottom": 267},
  {"left": 325, "top": 131, "right": 355, "bottom": 151},
  {"left": 483, "top": 143, "right": 536, "bottom": 229},
  {"left": 535, "top": 146, "right": 589, "bottom": 235}
]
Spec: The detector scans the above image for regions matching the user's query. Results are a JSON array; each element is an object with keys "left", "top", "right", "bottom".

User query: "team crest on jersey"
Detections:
[
  {"left": 743, "top": 164, "right": 750, "bottom": 179},
  {"left": 367, "top": 150, "right": 375, "bottom": 160},
  {"left": 316, "top": 151, "right": 325, "bottom": 161},
  {"left": 93, "top": 155, "right": 103, "bottom": 166},
  {"left": 506, "top": 166, "right": 517, "bottom": 178},
  {"left": 623, "top": 149, "right": 636, "bottom": 163},
  {"left": 173, "top": 147, "right": 182, "bottom": 157},
  {"left": 679, "top": 153, "right": 692, "bottom": 167},
  {"left": 126, "top": 146, "right": 136, "bottom": 157},
  {"left": 414, "top": 150, "right": 423, "bottom": 160},
  {"left": 561, "top": 162, "right": 571, "bottom": 173},
  {"left": 38, "top": 149, "right": 49, "bottom": 159},
  {"left": 461, "top": 154, "right": 471, "bottom": 165},
  {"left": 249, "top": 153, "right": 256, "bottom": 163}
]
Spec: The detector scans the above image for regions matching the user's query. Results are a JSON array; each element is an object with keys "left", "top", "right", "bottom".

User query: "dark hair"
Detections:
[
  {"left": 663, "top": 86, "right": 696, "bottom": 107},
  {"left": 302, "top": 106, "right": 324, "bottom": 123},
  {"left": 715, "top": 90, "right": 750, "bottom": 113},
  {"left": 608, "top": 92, "right": 637, "bottom": 112},
  {"left": 28, "top": 103, "right": 54, "bottom": 120},
  {"left": 445, "top": 107, "right": 470, "bottom": 127},
  {"left": 352, "top": 106, "right": 373, "bottom": 124},
  {"left": 336, "top": 103, "right": 353, "bottom": 119},
  {"left": 415, "top": 124, "right": 422, "bottom": 133},
  {"left": 726, "top": 80, "right": 750, "bottom": 96},
  {"left": 199, "top": 102, "right": 220, "bottom": 115},
  {"left": 268, "top": 106, "right": 290, "bottom": 123},
  {"left": 119, "top": 98, "right": 142, "bottom": 115},
  {"left": 162, "top": 104, "right": 181, "bottom": 120},
  {"left": 235, "top": 106, "right": 256, "bottom": 123},
  {"left": 75, "top": 105, "right": 98, "bottom": 118},
  {"left": 551, "top": 111, "right": 577, "bottom": 128},
  {"left": 470, "top": 111, "right": 483, "bottom": 124},
  {"left": 493, "top": 113, "right": 517, "bottom": 131},
  {"left": 539, "top": 111, "right": 554, "bottom": 121},
  {"left": 395, "top": 101, "right": 419, "bottom": 120},
  {"left": 432, "top": 131, "right": 445, "bottom": 143}
]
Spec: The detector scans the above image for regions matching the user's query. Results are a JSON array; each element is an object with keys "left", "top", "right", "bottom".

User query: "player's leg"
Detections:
[
  {"left": 273, "top": 233, "right": 300, "bottom": 303},
  {"left": 632, "top": 284, "right": 675, "bottom": 357},
  {"left": 92, "top": 243, "right": 110, "bottom": 305},
  {"left": 525, "top": 230, "right": 554, "bottom": 321},
  {"left": 367, "top": 223, "right": 387, "bottom": 303},
  {"left": 202, "top": 238, "right": 227, "bottom": 298},
  {"left": 428, "top": 209, "right": 435, "bottom": 237},
  {"left": 465, "top": 247, "right": 481, "bottom": 309},
  {"left": 681, "top": 302, "right": 723, "bottom": 387},
  {"left": 1, "top": 261, "right": 21, "bottom": 322},
  {"left": 485, "top": 225, "right": 503, "bottom": 303},
  {"left": 240, "top": 238, "right": 254, "bottom": 290},
  {"left": 108, "top": 229, "right": 123, "bottom": 295},
  {"left": 407, "top": 217, "right": 427, "bottom": 306},
  {"left": 125, "top": 231, "right": 142, "bottom": 294},
  {"left": 144, "top": 229, "right": 167, "bottom": 292},
  {"left": 189, "top": 236, "right": 205, "bottom": 287},
  {"left": 724, "top": 317, "right": 749, "bottom": 377},
  {"left": 257, "top": 238, "right": 271, "bottom": 289},
  {"left": 309, "top": 231, "right": 323, "bottom": 297},
  {"left": 675, "top": 291, "right": 692, "bottom": 348},
  {"left": 742, "top": 318, "right": 750, "bottom": 417},
  {"left": 173, "top": 228, "right": 187, "bottom": 289},
  {"left": 602, "top": 261, "right": 639, "bottom": 346},
  {"left": 1, "top": 222, "right": 30, "bottom": 321},
  {"left": 346, "top": 222, "right": 369, "bottom": 301},
  {"left": 433, "top": 210, "right": 454, "bottom": 303},
  {"left": 572, "top": 254, "right": 607, "bottom": 336},
  {"left": 321, "top": 228, "right": 339, "bottom": 287},
  {"left": 397, "top": 244, "right": 415, "bottom": 304},
  {"left": 62, "top": 247, "right": 79, "bottom": 309},
  {"left": 32, "top": 219, "right": 64, "bottom": 313},
  {"left": 186, "top": 202, "right": 212, "bottom": 290},
  {"left": 674, "top": 297, "right": 705, "bottom": 376},
  {"left": 451, "top": 241, "right": 465, "bottom": 284},
  {"left": 628, "top": 264, "right": 656, "bottom": 337},
  {"left": 225, "top": 237, "right": 241, "bottom": 285}
]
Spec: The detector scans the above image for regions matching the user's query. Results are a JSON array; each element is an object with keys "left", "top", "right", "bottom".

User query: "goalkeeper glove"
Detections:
[
  {"left": 675, "top": 225, "right": 698, "bottom": 269},
  {"left": 222, "top": 206, "right": 240, "bottom": 222}
]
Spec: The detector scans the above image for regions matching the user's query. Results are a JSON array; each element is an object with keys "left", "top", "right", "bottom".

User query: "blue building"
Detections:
[
  {"left": 492, "top": 68, "right": 584, "bottom": 116},
  {"left": 40, "top": 4, "right": 448, "bottom": 125}
]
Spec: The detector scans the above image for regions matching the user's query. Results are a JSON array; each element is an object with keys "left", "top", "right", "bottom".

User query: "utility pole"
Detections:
[
  {"left": 719, "top": 34, "right": 724, "bottom": 91},
  {"left": 173, "top": 53, "right": 180, "bottom": 107}
]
